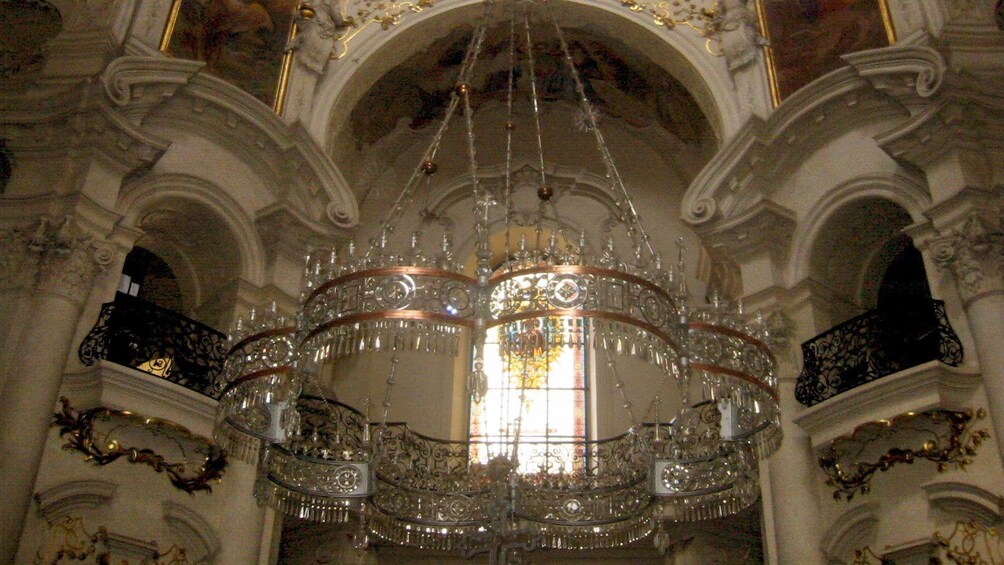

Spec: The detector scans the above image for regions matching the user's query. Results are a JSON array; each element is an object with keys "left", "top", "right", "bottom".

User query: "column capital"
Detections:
[
  {"left": 0, "top": 224, "right": 38, "bottom": 292},
  {"left": 929, "top": 209, "right": 1004, "bottom": 305},
  {"left": 0, "top": 216, "right": 115, "bottom": 305}
]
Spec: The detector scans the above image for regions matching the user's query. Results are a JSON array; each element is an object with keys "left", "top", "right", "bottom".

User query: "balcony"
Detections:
[
  {"left": 795, "top": 299, "right": 964, "bottom": 408},
  {"left": 78, "top": 292, "right": 226, "bottom": 399}
]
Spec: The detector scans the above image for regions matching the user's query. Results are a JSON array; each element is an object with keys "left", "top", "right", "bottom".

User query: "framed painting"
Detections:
[
  {"left": 755, "top": 0, "right": 896, "bottom": 105},
  {"left": 160, "top": 0, "right": 298, "bottom": 113}
]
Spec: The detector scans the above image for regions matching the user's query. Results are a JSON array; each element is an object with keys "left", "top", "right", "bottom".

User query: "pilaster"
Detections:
[
  {"left": 925, "top": 202, "right": 1004, "bottom": 467},
  {"left": 0, "top": 215, "right": 118, "bottom": 564}
]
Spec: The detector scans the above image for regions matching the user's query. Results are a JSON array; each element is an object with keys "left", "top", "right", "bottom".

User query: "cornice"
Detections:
[
  {"left": 793, "top": 361, "right": 981, "bottom": 451},
  {"left": 101, "top": 56, "right": 206, "bottom": 117},
  {"left": 0, "top": 80, "right": 169, "bottom": 173},
  {"left": 683, "top": 39, "right": 947, "bottom": 229},
  {"left": 60, "top": 361, "right": 217, "bottom": 438},
  {"left": 34, "top": 480, "right": 117, "bottom": 522},
  {"left": 101, "top": 57, "right": 358, "bottom": 228},
  {"left": 255, "top": 203, "right": 347, "bottom": 259},
  {"left": 841, "top": 43, "right": 946, "bottom": 112},
  {"left": 697, "top": 200, "right": 796, "bottom": 262},
  {"left": 877, "top": 74, "right": 1004, "bottom": 173}
]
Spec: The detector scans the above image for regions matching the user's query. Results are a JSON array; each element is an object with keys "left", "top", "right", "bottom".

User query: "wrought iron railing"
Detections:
[
  {"left": 78, "top": 292, "right": 226, "bottom": 398},
  {"left": 795, "top": 299, "right": 963, "bottom": 407}
]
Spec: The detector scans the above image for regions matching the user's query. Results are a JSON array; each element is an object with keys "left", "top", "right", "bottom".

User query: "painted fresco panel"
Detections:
[
  {"left": 162, "top": 0, "right": 297, "bottom": 110},
  {"left": 758, "top": 0, "right": 895, "bottom": 103}
]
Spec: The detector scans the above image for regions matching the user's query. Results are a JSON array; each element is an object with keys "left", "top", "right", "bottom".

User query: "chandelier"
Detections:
[{"left": 214, "top": 1, "right": 780, "bottom": 562}]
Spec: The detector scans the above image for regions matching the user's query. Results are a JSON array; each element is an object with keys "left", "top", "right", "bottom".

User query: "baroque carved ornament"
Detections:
[
  {"left": 819, "top": 408, "right": 990, "bottom": 501},
  {"left": 293, "top": 0, "right": 745, "bottom": 63},
  {"left": 53, "top": 398, "right": 228, "bottom": 495},
  {"left": 0, "top": 216, "right": 114, "bottom": 304},
  {"left": 930, "top": 209, "right": 1004, "bottom": 304}
]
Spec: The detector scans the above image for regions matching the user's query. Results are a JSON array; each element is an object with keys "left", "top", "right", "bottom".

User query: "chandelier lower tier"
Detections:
[{"left": 214, "top": 0, "right": 780, "bottom": 560}]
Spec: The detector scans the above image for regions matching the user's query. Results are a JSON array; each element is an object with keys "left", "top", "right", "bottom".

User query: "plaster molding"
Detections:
[
  {"left": 698, "top": 200, "right": 796, "bottom": 262},
  {"left": 786, "top": 172, "right": 932, "bottom": 287},
  {"left": 841, "top": 40, "right": 946, "bottom": 112},
  {"left": 922, "top": 480, "right": 1004, "bottom": 525},
  {"left": 1, "top": 84, "right": 170, "bottom": 175},
  {"left": 100, "top": 55, "right": 359, "bottom": 229},
  {"left": 101, "top": 56, "right": 205, "bottom": 112},
  {"left": 943, "top": 0, "right": 998, "bottom": 25},
  {"left": 684, "top": 39, "right": 960, "bottom": 232},
  {"left": 820, "top": 502, "right": 879, "bottom": 564},
  {"left": 0, "top": 222, "right": 39, "bottom": 292},
  {"left": 880, "top": 539, "right": 941, "bottom": 564},
  {"left": 255, "top": 204, "right": 346, "bottom": 264},
  {"left": 117, "top": 173, "right": 269, "bottom": 286},
  {"left": 33, "top": 480, "right": 117, "bottom": 523},
  {"left": 162, "top": 501, "right": 221, "bottom": 563},
  {"left": 877, "top": 74, "right": 1004, "bottom": 177},
  {"left": 60, "top": 361, "right": 217, "bottom": 438},
  {"left": 683, "top": 65, "right": 911, "bottom": 228},
  {"left": 0, "top": 216, "right": 115, "bottom": 304},
  {"left": 793, "top": 361, "right": 981, "bottom": 451},
  {"left": 928, "top": 207, "right": 1004, "bottom": 305}
]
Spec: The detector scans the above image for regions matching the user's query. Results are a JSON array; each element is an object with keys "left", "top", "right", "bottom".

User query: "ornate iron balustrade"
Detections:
[
  {"left": 78, "top": 292, "right": 226, "bottom": 398},
  {"left": 795, "top": 300, "right": 963, "bottom": 407}
]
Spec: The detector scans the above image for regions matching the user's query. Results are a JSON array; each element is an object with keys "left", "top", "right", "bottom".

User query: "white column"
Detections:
[
  {"left": 765, "top": 377, "right": 827, "bottom": 565},
  {"left": 963, "top": 292, "right": 1004, "bottom": 442},
  {"left": 0, "top": 217, "right": 113, "bottom": 563},
  {"left": 930, "top": 215, "right": 1004, "bottom": 464}
]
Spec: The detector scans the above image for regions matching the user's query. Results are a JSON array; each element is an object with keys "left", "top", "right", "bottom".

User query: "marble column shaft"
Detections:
[{"left": 0, "top": 218, "right": 112, "bottom": 563}]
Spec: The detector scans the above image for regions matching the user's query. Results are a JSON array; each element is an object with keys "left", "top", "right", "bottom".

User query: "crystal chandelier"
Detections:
[{"left": 215, "top": 1, "right": 781, "bottom": 561}]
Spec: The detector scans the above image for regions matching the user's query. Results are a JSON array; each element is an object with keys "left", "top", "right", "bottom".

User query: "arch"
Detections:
[
  {"left": 788, "top": 172, "right": 931, "bottom": 291},
  {"left": 428, "top": 160, "right": 638, "bottom": 263},
  {"left": 33, "top": 480, "right": 117, "bottom": 523},
  {"left": 162, "top": 501, "right": 221, "bottom": 563},
  {"left": 923, "top": 481, "right": 1004, "bottom": 527},
  {"left": 819, "top": 502, "right": 879, "bottom": 564},
  {"left": 118, "top": 173, "right": 267, "bottom": 287},
  {"left": 307, "top": 0, "right": 739, "bottom": 149}
]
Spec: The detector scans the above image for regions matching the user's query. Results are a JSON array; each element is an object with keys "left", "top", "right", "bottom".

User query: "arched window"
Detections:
[{"left": 469, "top": 266, "right": 590, "bottom": 474}]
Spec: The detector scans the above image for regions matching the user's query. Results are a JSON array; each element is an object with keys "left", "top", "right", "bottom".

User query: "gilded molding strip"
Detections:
[
  {"left": 819, "top": 408, "right": 989, "bottom": 501},
  {"left": 850, "top": 520, "right": 1003, "bottom": 565},
  {"left": 36, "top": 515, "right": 191, "bottom": 565},
  {"left": 53, "top": 398, "right": 227, "bottom": 495},
  {"left": 614, "top": 0, "right": 723, "bottom": 36},
  {"left": 935, "top": 520, "right": 1004, "bottom": 565}
]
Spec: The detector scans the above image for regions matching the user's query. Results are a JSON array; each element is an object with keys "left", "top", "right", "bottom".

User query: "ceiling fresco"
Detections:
[
  {"left": 349, "top": 20, "right": 713, "bottom": 149},
  {"left": 0, "top": 0, "right": 62, "bottom": 80}
]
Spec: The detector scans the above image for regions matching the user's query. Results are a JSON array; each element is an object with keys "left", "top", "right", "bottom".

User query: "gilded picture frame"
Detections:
[
  {"left": 755, "top": 0, "right": 897, "bottom": 106},
  {"left": 159, "top": 0, "right": 298, "bottom": 114}
]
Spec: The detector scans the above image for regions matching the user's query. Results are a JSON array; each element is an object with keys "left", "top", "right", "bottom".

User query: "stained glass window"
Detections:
[{"left": 469, "top": 317, "right": 589, "bottom": 474}]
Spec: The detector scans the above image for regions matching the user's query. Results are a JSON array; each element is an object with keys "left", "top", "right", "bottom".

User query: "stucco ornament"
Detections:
[
  {"left": 930, "top": 211, "right": 1004, "bottom": 304},
  {"left": 287, "top": 0, "right": 351, "bottom": 73},
  {"left": 0, "top": 216, "right": 116, "bottom": 305},
  {"left": 716, "top": 0, "right": 765, "bottom": 71}
]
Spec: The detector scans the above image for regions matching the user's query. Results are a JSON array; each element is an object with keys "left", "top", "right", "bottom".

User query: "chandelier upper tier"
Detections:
[{"left": 215, "top": 0, "right": 781, "bottom": 560}]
